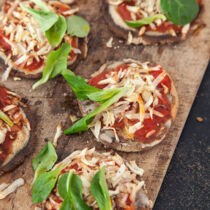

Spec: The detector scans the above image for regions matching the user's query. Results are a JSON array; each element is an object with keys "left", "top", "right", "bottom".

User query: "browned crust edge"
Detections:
[
  {"left": 0, "top": 38, "right": 88, "bottom": 79},
  {"left": 0, "top": 87, "right": 36, "bottom": 175},
  {"left": 78, "top": 59, "right": 179, "bottom": 152},
  {"left": 102, "top": 0, "right": 204, "bottom": 45}
]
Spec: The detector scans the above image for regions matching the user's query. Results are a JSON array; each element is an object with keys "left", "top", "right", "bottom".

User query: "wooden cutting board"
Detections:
[{"left": 0, "top": 0, "right": 209, "bottom": 209}]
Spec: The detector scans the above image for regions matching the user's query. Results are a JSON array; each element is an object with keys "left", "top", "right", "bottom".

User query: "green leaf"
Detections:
[
  {"left": 0, "top": 110, "right": 13, "bottom": 127},
  {"left": 91, "top": 166, "right": 112, "bottom": 210},
  {"left": 126, "top": 14, "right": 166, "bottom": 27},
  {"left": 31, "top": 0, "right": 50, "bottom": 12},
  {"left": 20, "top": 3, "right": 58, "bottom": 32},
  {"left": 160, "top": 0, "right": 199, "bottom": 26},
  {"left": 87, "top": 89, "right": 123, "bottom": 104},
  {"left": 32, "top": 43, "right": 71, "bottom": 90},
  {"left": 45, "top": 15, "right": 67, "bottom": 47},
  {"left": 32, "top": 142, "right": 57, "bottom": 183},
  {"left": 58, "top": 171, "right": 91, "bottom": 210},
  {"left": 67, "top": 15, "right": 90, "bottom": 38},
  {"left": 62, "top": 70, "right": 102, "bottom": 101},
  {"left": 57, "top": 173, "right": 69, "bottom": 199},
  {"left": 32, "top": 166, "right": 62, "bottom": 203},
  {"left": 64, "top": 87, "right": 129, "bottom": 134},
  {"left": 60, "top": 197, "right": 74, "bottom": 210},
  {"left": 62, "top": 70, "right": 124, "bottom": 104}
]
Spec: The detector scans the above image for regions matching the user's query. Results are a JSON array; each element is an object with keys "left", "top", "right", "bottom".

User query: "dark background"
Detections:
[{"left": 154, "top": 62, "right": 210, "bottom": 210}]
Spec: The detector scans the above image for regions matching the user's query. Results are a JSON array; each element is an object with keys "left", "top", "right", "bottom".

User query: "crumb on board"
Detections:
[
  {"left": 106, "top": 37, "right": 113, "bottom": 48},
  {"left": 70, "top": 115, "right": 78, "bottom": 122},
  {"left": 196, "top": 117, "right": 204, "bottom": 122},
  {"left": 13, "top": 77, "right": 21, "bottom": 81}
]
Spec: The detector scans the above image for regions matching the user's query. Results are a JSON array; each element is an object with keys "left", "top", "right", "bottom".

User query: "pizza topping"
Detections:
[
  {"left": 0, "top": 178, "right": 24, "bottom": 199},
  {"left": 0, "top": 86, "right": 30, "bottom": 166},
  {"left": 86, "top": 61, "right": 172, "bottom": 144},
  {"left": 108, "top": 0, "right": 200, "bottom": 37},
  {"left": 38, "top": 147, "right": 149, "bottom": 209}
]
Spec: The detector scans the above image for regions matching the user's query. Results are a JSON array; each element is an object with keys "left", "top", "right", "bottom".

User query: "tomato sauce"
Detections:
[
  {"left": 88, "top": 64, "right": 172, "bottom": 143},
  {"left": 0, "top": 32, "right": 12, "bottom": 55},
  {"left": 22, "top": 58, "right": 44, "bottom": 72},
  {"left": 88, "top": 64, "right": 128, "bottom": 89}
]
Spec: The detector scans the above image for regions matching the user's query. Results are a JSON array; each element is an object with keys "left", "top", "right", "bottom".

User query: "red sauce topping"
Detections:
[
  {"left": 0, "top": 32, "right": 12, "bottom": 55},
  {"left": 21, "top": 58, "right": 44, "bottom": 72},
  {"left": 88, "top": 64, "right": 172, "bottom": 143},
  {"left": 117, "top": 3, "right": 133, "bottom": 21}
]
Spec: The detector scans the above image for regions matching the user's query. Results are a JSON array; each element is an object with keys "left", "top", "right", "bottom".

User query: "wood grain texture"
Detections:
[{"left": 0, "top": 0, "right": 209, "bottom": 209}]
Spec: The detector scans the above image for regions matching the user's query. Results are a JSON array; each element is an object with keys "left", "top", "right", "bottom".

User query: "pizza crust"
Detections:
[
  {"left": 78, "top": 59, "right": 179, "bottom": 152},
  {"left": 102, "top": 0, "right": 203, "bottom": 45},
  {"left": 0, "top": 87, "right": 35, "bottom": 175}
]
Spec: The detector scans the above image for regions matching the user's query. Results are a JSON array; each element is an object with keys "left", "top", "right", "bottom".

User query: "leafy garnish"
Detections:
[
  {"left": 20, "top": 4, "right": 58, "bottom": 32},
  {"left": 160, "top": 0, "right": 199, "bottom": 26},
  {"left": 32, "top": 43, "right": 71, "bottom": 90},
  {"left": 32, "top": 142, "right": 57, "bottom": 183},
  {"left": 62, "top": 69, "right": 101, "bottom": 101},
  {"left": 20, "top": 0, "right": 67, "bottom": 47},
  {"left": 126, "top": 14, "right": 166, "bottom": 27},
  {"left": 32, "top": 166, "right": 63, "bottom": 203},
  {"left": 31, "top": 0, "right": 50, "bottom": 12},
  {"left": 64, "top": 87, "right": 128, "bottom": 134},
  {"left": 58, "top": 172, "right": 91, "bottom": 210},
  {"left": 0, "top": 110, "right": 14, "bottom": 127},
  {"left": 45, "top": 15, "right": 67, "bottom": 47},
  {"left": 62, "top": 69, "right": 124, "bottom": 104},
  {"left": 91, "top": 166, "right": 112, "bottom": 210},
  {"left": 67, "top": 15, "right": 90, "bottom": 38}
]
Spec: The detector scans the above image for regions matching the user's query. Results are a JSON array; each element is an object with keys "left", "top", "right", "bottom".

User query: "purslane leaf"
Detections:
[
  {"left": 62, "top": 70, "right": 125, "bottom": 104},
  {"left": 67, "top": 15, "right": 90, "bottom": 38},
  {"left": 32, "top": 142, "right": 57, "bottom": 183},
  {"left": 126, "top": 14, "right": 166, "bottom": 27},
  {"left": 64, "top": 87, "right": 129, "bottom": 134},
  {"left": 0, "top": 110, "right": 13, "bottom": 127},
  {"left": 20, "top": 4, "right": 58, "bottom": 32},
  {"left": 32, "top": 43, "right": 71, "bottom": 90},
  {"left": 62, "top": 70, "right": 102, "bottom": 101},
  {"left": 160, "top": 0, "right": 199, "bottom": 26},
  {"left": 58, "top": 171, "right": 91, "bottom": 210},
  {"left": 32, "top": 166, "right": 62, "bottom": 203},
  {"left": 45, "top": 15, "right": 67, "bottom": 47},
  {"left": 90, "top": 166, "right": 112, "bottom": 210}
]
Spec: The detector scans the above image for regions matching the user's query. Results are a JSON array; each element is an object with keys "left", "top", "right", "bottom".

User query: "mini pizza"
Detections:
[
  {"left": 103, "top": 0, "right": 202, "bottom": 45},
  {"left": 0, "top": 0, "right": 87, "bottom": 79},
  {"left": 40, "top": 148, "right": 152, "bottom": 209},
  {"left": 79, "top": 59, "right": 178, "bottom": 152},
  {"left": 0, "top": 85, "right": 32, "bottom": 175}
]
